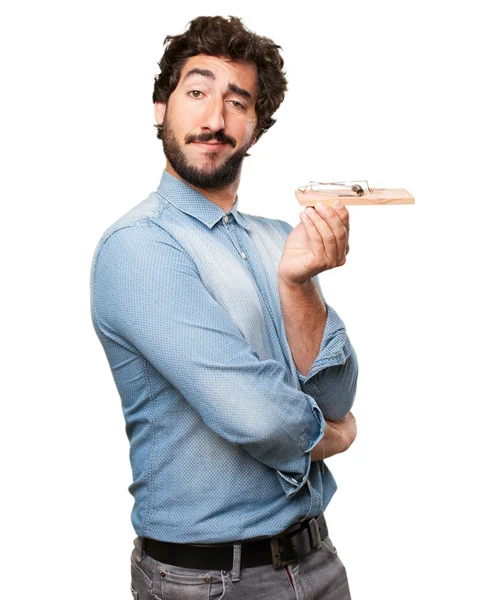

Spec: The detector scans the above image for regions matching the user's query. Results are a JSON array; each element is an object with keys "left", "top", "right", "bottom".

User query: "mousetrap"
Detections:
[{"left": 296, "top": 181, "right": 415, "bottom": 206}]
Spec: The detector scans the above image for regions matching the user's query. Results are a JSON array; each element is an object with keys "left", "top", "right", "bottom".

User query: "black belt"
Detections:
[{"left": 142, "top": 513, "right": 328, "bottom": 570}]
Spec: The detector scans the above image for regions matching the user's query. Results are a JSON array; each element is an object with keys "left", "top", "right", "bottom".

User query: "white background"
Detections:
[{"left": 1, "top": 1, "right": 478, "bottom": 598}]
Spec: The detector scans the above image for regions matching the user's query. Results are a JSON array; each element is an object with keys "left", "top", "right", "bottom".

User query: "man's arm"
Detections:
[
  {"left": 310, "top": 412, "right": 357, "bottom": 461},
  {"left": 278, "top": 274, "right": 358, "bottom": 421},
  {"left": 277, "top": 202, "right": 358, "bottom": 422},
  {"left": 278, "top": 276, "right": 327, "bottom": 378}
]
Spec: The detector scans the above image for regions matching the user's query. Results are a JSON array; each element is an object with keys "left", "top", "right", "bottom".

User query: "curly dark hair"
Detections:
[{"left": 152, "top": 15, "right": 288, "bottom": 145}]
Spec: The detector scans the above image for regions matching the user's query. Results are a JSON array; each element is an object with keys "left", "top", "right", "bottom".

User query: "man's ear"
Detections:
[{"left": 154, "top": 102, "right": 167, "bottom": 126}]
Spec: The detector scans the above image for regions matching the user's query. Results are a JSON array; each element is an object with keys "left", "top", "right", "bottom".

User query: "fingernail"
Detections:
[
  {"left": 306, "top": 207, "right": 315, "bottom": 214},
  {"left": 333, "top": 200, "right": 343, "bottom": 208},
  {"left": 316, "top": 202, "right": 328, "bottom": 212}
]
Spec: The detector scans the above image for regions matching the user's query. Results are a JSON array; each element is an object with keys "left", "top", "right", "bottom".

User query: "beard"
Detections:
[{"left": 161, "top": 107, "right": 254, "bottom": 189}]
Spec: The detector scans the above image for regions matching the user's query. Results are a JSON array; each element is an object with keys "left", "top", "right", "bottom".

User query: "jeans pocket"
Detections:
[
  {"left": 160, "top": 565, "right": 227, "bottom": 600},
  {"left": 131, "top": 555, "right": 154, "bottom": 586},
  {"left": 131, "top": 555, "right": 158, "bottom": 600}
]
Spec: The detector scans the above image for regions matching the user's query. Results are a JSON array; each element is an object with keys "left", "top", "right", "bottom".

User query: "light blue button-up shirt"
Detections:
[{"left": 90, "top": 169, "right": 358, "bottom": 543}]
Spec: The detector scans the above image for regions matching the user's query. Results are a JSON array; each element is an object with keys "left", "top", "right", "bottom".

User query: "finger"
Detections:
[
  {"left": 331, "top": 200, "right": 350, "bottom": 234},
  {"left": 299, "top": 210, "right": 326, "bottom": 260},
  {"left": 316, "top": 202, "right": 349, "bottom": 262},
  {"left": 331, "top": 201, "right": 350, "bottom": 257},
  {"left": 303, "top": 206, "right": 338, "bottom": 266},
  {"left": 311, "top": 203, "right": 346, "bottom": 263},
  {"left": 337, "top": 204, "right": 350, "bottom": 250},
  {"left": 315, "top": 202, "right": 349, "bottom": 260}
]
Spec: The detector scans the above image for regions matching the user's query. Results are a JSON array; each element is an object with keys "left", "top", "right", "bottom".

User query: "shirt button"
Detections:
[
  {"left": 222, "top": 570, "right": 228, "bottom": 575},
  {"left": 240, "top": 252, "right": 246, "bottom": 259},
  {"left": 224, "top": 215, "right": 229, "bottom": 223}
]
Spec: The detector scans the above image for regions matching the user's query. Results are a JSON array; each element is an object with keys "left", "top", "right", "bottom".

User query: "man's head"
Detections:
[{"left": 152, "top": 16, "right": 288, "bottom": 189}]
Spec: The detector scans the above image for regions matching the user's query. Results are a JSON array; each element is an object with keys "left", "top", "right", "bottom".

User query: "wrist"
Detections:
[{"left": 278, "top": 272, "right": 314, "bottom": 289}]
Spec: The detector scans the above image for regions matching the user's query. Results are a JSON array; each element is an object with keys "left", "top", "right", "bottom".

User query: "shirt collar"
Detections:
[{"left": 156, "top": 169, "right": 251, "bottom": 231}]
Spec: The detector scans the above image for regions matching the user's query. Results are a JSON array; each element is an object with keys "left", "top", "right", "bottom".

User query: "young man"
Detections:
[{"left": 91, "top": 15, "right": 358, "bottom": 599}]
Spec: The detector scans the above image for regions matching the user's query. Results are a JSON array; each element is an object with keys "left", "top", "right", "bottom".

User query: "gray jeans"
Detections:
[{"left": 130, "top": 534, "right": 352, "bottom": 600}]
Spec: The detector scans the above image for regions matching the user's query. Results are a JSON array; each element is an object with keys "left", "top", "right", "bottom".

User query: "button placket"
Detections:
[{"left": 222, "top": 216, "right": 247, "bottom": 261}]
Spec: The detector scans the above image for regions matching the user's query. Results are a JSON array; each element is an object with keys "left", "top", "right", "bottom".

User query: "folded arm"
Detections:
[{"left": 92, "top": 223, "right": 330, "bottom": 497}]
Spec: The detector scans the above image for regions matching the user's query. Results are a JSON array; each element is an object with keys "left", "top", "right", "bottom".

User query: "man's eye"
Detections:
[
  {"left": 230, "top": 100, "right": 246, "bottom": 110},
  {"left": 188, "top": 90, "right": 203, "bottom": 99}
]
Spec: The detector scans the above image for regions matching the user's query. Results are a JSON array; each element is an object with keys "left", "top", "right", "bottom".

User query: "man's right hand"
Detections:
[{"left": 310, "top": 411, "right": 357, "bottom": 461}]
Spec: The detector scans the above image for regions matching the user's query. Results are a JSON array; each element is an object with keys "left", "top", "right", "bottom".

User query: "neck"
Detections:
[{"left": 165, "top": 161, "right": 240, "bottom": 212}]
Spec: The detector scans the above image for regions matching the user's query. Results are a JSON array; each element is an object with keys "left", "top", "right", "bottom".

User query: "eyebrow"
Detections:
[{"left": 183, "top": 68, "right": 254, "bottom": 103}]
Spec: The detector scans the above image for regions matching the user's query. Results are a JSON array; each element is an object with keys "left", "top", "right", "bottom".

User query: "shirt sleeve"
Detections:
[{"left": 91, "top": 222, "right": 325, "bottom": 498}]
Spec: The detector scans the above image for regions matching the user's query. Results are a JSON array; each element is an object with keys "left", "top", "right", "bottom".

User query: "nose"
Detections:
[{"left": 201, "top": 96, "right": 225, "bottom": 133}]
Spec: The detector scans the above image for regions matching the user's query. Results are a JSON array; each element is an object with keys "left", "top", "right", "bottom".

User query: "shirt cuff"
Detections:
[
  {"left": 296, "top": 302, "right": 352, "bottom": 385},
  {"left": 275, "top": 399, "right": 325, "bottom": 497}
]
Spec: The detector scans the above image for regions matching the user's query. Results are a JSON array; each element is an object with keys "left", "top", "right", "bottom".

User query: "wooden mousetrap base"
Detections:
[{"left": 295, "top": 188, "right": 415, "bottom": 206}]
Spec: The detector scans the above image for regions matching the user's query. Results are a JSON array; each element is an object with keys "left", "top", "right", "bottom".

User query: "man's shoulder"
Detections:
[
  {"left": 96, "top": 191, "right": 160, "bottom": 242},
  {"left": 90, "top": 191, "right": 182, "bottom": 268}
]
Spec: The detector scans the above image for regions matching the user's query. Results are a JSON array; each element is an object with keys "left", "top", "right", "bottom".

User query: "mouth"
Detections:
[{"left": 192, "top": 142, "right": 228, "bottom": 150}]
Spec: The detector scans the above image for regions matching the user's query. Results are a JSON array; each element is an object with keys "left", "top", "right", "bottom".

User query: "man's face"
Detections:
[{"left": 154, "top": 54, "right": 259, "bottom": 189}]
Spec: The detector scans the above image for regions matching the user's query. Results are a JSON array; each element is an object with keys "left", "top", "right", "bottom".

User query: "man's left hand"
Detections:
[{"left": 278, "top": 201, "right": 350, "bottom": 286}]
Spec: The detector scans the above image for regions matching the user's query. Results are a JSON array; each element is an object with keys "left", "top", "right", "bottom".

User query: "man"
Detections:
[{"left": 90, "top": 15, "right": 358, "bottom": 600}]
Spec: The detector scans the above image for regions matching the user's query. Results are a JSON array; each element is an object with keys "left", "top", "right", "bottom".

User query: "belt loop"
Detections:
[
  {"left": 309, "top": 518, "right": 321, "bottom": 550},
  {"left": 231, "top": 543, "right": 242, "bottom": 582},
  {"left": 133, "top": 536, "right": 145, "bottom": 561}
]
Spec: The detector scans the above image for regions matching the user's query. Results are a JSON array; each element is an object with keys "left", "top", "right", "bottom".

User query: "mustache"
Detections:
[{"left": 185, "top": 132, "right": 236, "bottom": 148}]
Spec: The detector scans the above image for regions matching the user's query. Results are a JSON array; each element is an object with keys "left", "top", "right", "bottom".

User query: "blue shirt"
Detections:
[{"left": 90, "top": 169, "right": 358, "bottom": 543}]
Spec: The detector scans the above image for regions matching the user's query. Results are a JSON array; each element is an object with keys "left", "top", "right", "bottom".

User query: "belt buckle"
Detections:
[
  {"left": 270, "top": 534, "right": 298, "bottom": 569},
  {"left": 270, "top": 516, "right": 324, "bottom": 569}
]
